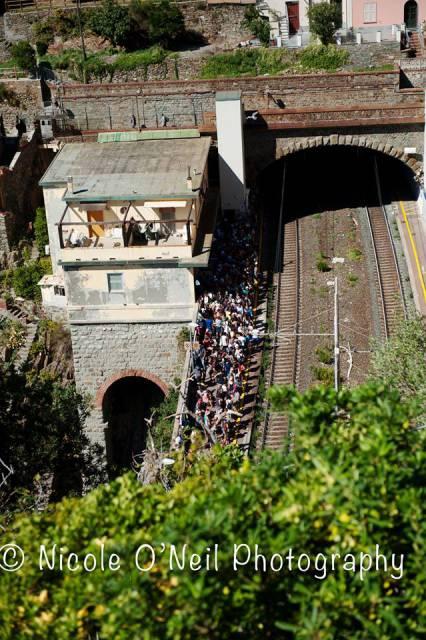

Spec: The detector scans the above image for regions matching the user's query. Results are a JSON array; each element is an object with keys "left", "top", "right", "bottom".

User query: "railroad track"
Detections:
[
  {"left": 263, "top": 216, "right": 300, "bottom": 450},
  {"left": 366, "top": 205, "right": 406, "bottom": 338}
]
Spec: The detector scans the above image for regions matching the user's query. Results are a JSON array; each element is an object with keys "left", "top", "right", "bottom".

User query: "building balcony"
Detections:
[{"left": 58, "top": 216, "right": 195, "bottom": 264}]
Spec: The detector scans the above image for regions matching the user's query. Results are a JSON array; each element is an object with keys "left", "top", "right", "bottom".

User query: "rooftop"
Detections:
[{"left": 39, "top": 136, "right": 212, "bottom": 202}]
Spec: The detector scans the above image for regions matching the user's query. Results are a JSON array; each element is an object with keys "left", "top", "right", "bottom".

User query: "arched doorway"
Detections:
[
  {"left": 404, "top": 0, "right": 418, "bottom": 29},
  {"left": 101, "top": 374, "right": 166, "bottom": 472}
]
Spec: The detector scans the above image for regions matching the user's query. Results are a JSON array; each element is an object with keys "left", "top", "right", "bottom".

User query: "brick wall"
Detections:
[
  {"left": 400, "top": 58, "right": 426, "bottom": 89},
  {"left": 50, "top": 71, "right": 423, "bottom": 132}
]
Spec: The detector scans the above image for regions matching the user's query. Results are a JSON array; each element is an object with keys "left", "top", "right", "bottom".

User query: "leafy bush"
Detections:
[
  {"left": 371, "top": 315, "right": 426, "bottom": 417},
  {"left": 130, "top": 0, "right": 185, "bottom": 47},
  {"left": 0, "top": 363, "right": 104, "bottom": 516},
  {"left": 299, "top": 44, "right": 349, "bottom": 71},
  {"left": 242, "top": 6, "right": 270, "bottom": 46},
  {"left": 34, "top": 207, "right": 49, "bottom": 255},
  {"left": 11, "top": 260, "right": 49, "bottom": 300},
  {"left": 10, "top": 41, "right": 36, "bottom": 73},
  {"left": 88, "top": 0, "right": 131, "bottom": 47},
  {"left": 113, "top": 45, "right": 168, "bottom": 71},
  {"left": 307, "top": 1, "right": 341, "bottom": 45},
  {"left": 201, "top": 47, "right": 293, "bottom": 79},
  {"left": 311, "top": 363, "right": 334, "bottom": 385},
  {"left": 315, "top": 344, "right": 333, "bottom": 365},
  {"left": 0, "top": 383, "right": 425, "bottom": 637}
]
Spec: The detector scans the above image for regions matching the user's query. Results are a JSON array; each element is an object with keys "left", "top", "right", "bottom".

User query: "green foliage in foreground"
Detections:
[
  {"left": 200, "top": 44, "right": 348, "bottom": 79},
  {"left": 371, "top": 314, "right": 426, "bottom": 417},
  {"left": 1, "top": 383, "right": 425, "bottom": 638}
]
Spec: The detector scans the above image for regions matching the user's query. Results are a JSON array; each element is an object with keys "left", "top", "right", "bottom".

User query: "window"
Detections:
[
  {"left": 54, "top": 285, "right": 66, "bottom": 297},
  {"left": 363, "top": 2, "right": 377, "bottom": 23},
  {"left": 107, "top": 273, "right": 124, "bottom": 292}
]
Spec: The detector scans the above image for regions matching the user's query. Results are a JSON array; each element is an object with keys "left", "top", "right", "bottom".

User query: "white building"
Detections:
[{"left": 39, "top": 132, "right": 215, "bottom": 465}]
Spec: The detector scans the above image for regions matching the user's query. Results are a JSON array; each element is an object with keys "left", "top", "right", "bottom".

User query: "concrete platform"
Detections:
[{"left": 395, "top": 199, "right": 426, "bottom": 315}]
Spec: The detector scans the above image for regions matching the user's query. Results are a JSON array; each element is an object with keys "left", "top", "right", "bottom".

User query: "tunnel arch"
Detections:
[
  {"left": 97, "top": 369, "right": 169, "bottom": 472},
  {"left": 96, "top": 369, "right": 169, "bottom": 408},
  {"left": 275, "top": 136, "right": 422, "bottom": 180}
]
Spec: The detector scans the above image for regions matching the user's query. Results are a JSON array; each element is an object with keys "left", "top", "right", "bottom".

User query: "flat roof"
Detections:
[{"left": 39, "top": 137, "right": 212, "bottom": 202}]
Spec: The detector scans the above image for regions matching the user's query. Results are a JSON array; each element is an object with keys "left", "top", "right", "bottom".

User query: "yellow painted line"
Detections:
[{"left": 399, "top": 201, "right": 426, "bottom": 302}]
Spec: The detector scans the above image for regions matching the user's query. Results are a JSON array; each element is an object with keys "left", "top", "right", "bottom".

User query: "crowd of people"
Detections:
[{"left": 178, "top": 209, "right": 262, "bottom": 446}]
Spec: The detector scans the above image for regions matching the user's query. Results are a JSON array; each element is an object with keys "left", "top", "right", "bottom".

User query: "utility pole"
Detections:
[
  {"left": 334, "top": 277, "right": 340, "bottom": 392},
  {"left": 76, "top": 0, "right": 87, "bottom": 83}
]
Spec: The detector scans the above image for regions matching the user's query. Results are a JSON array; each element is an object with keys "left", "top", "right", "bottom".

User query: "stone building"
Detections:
[{"left": 39, "top": 131, "right": 215, "bottom": 467}]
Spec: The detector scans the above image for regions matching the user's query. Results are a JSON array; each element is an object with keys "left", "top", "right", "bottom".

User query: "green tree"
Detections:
[
  {"left": 242, "top": 6, "right": 270, "bottom": 46},
  {"left": 88, "top": 0, "right": 132, "bottom": 47},
  {"left": 370, "top": 314, "right": 426, "bottom": 416},
  {"left": 34, "top": 207, "right": 49, "bottom": 255},
  {"left": 12, "top": 261, "right": 45, "bottom": 300},
  {"left": 307, "top": 1, "right": 341, "bottom": 45},
  {"left": 0, "top": 363, "right": 104, "bottom": 516},
  {"left": 0, "top": 383, "right": 424, "bottom": 637},
  {"left": 130, "top": 0, "right": 185, "bottom": 47},
  {"left": 11, "top": 41, "right": 37, "bottom": 74}
]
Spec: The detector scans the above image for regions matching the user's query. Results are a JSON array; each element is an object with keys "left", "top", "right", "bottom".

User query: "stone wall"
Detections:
[
  {"left": 70, "top": 321, "right": 187, "bottom": 449},
  {"left": 0, "top": 212, "right": 10, "bottom": 255},
  {"left": 0, "top": 79, "right": 44, "bottom": 133},
  {"left": 400, "top": 58, "right": 426, "bottom": 89},
  {"left": 343, "top": 41, "right": 400, "bottom": 70},
  {"left": 0, "top": 131, "right": 54, "bottom": 245},
  {"left": 180, "top": 2, "right": 251, "bottom": 45},
  {"left": 3, "top": 10, "right": 49, "bottom": 43},
  {"left": 3, "top": 3, "right": 250, "bottom": 45}
]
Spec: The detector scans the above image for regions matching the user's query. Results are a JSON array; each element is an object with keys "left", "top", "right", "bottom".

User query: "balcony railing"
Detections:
[{"left": 58, "top": 218, "right": 193, "bottom": 250}]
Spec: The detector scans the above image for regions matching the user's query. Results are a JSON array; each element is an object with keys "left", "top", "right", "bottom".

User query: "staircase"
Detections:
[
  {"left": 408, "top": 29, "right": 423, "bottom": 57},
  {"left": 14, "top": 323, "right": 37, "bottom": 369},
  {"left": 0, "top": 301, "right": 38, "bottom": 369},
  {"left": 257, "top": 0, "right": 290, "bottom": 45}
]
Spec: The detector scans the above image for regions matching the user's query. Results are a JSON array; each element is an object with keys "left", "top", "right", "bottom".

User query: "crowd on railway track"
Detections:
[{"left": 180, "top": 208, "right": 262, "bottom": 446}]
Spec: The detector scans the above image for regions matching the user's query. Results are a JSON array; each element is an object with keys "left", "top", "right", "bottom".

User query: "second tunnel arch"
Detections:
[{"left": 247, "top": 133, "right": 423, "bottom": 187}]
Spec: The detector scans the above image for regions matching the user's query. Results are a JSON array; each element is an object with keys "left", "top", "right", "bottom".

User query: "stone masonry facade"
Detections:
[{"left": 70, "top": 321, "right": 188, "bottom": 449}]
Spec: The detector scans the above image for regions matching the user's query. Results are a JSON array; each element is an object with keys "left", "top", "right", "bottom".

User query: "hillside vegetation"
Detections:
[{"left": 0, "top": 382, "right": 425, "bottom": 638}]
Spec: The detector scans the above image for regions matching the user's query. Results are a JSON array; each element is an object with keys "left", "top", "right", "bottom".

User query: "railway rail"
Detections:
[
  {"left": 263, "top": 164, "right": 301, "bottom": 450},
  {"left": 365, "top": 206, "right": 406, "bottom": 338}
]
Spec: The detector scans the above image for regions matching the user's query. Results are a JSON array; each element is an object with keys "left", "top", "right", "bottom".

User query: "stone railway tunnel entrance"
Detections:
[
  {"left": 257, "top": 144, "right": 419, "bottom": 395},
  {"left": 96, "top": 371, "right": 167, "bottom": 474},
  {"left": 259, "top": 144, "right": 420, "bottom": 271}
]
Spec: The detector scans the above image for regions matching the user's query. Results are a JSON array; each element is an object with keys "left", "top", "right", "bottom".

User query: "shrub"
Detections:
[
  {"left": 299, "top": 44, "right": 349, "bottom": 71},
  {"left": 12, "top": 260, "right": 49, "bottom": 300},
  {"left": 311, "top": 364, "right": 334, "bottom": 385},
  {"left": 315, "top": 344, "right": 334, "bottom": 365},
  {"left": 10, "top": 41, "right": 36, "bottom": 73},
  {"left": 242, "top": 6, "right": 270, "bottom": 46},
  {"left": 1, "top": 383, "right": 425, "bottom": 637},
  {"left": 130, "top": 0, "right": 185, "bottom": 47},
  {"left": 88, "top": 0, "right": 131, "bottom": 47},
  {"left": 316, "top": 253, "right": 331, "bottom": 272},
  {"left": 200, "top": 48, "right": 293, "bottom": 79},
  {"left": 307, "top": 1, "right": 341, "bottom": 45},
  {"left": 34, "top": 207, "right": 49, "bottom": 254}
]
